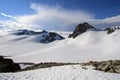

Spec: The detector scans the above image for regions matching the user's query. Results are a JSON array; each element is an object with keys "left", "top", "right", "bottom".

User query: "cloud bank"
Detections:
[
  {"left": 0, "top": 3, "right": 120, "bottom": 31},
  {"left": 16, "top": 3, "right": 95, "bottom": 30}
]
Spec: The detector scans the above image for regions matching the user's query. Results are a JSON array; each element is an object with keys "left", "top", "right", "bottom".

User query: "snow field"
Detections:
[{"left": 0, "top": 65, "right": 120, "bottom": 80}]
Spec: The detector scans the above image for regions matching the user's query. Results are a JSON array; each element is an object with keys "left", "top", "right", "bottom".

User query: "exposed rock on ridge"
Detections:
[{"left": 68, "top": 22, "right": 96, "bottom": 38}]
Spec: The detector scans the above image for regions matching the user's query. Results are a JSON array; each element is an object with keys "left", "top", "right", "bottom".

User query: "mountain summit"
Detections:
[{"left": 68, "top": 22, "right": 96, "bottom": 38}]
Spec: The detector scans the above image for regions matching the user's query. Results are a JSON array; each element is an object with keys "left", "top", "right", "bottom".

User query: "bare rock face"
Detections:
[
  {"left": 22, "top": 62, "right": 78, "bottom": 71},
  {"left": 94, "top": 60, "right": 120, "bottom": 73},
  {"left": 104, "top": 27, "right": 120, "bottom": 34},
  {"left": 82, "top": 60, "right": 120, "bottom": 73},
  {"left": 0, "top": 56, "right": 21, "bottom": 72},
  {"left": 68, "top": 22, "right": 96, "bottom": 38},
  {"left": 38, "top": 30, "right": 65, "bottom": 43}
]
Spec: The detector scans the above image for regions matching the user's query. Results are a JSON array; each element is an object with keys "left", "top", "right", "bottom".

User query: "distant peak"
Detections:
[
  {"left": 104, "top": 26, "right": 120, "bottom": 34},
  {"left": 42, "top": 29, "right": 48, "bottom": 33},
  {"left": 68, "top": 22, "right": 96, "bottom": 38}
]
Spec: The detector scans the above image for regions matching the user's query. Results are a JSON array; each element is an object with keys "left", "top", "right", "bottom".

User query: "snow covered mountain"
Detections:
[
  {"left": 69, "top": 22, "right": 97, "bottom": 38},
  {"left": 13, "top": 29, "right": 65, "bottom": 43},
  {"left": 68, "top": 22, "right": 120, "bottom": 38},
  {"left": 0, "top": 23, "right": 120, "bottom": 63},
  {"left": 0, "top": 22, "right": 120, "bottom": 80}
]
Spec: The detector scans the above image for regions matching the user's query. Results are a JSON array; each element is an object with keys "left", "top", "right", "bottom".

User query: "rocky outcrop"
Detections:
[
  {"left": 104, "top": 27, "right": 120, "bottom": 34},
  {"left": 68, "top": 22, "right": 96, "bottom": 38},
  {"left": 69, "top": 22, "right": 120, "bottom": 38},
  {"left": 14, "top": 29, "right": 65, "bottom": 43},
  {"left": 81, "top": 60, "right": 120, "bottom": 73},
  {"left": 0, "top": 56, "right": 21, "bottom": 72},
  {"left": 39, "top": 30, "right": 65, "bottom": 43},
  {"left": 22, "top": 62, "right": 78, "bottom": 71}
]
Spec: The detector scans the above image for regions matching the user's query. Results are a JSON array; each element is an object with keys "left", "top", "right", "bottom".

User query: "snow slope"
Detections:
[
  {"left": 0, "top": 30, "right": 120, "bottom": 63},
  {"left": 0, "top": 30, "right": 120, "bottom": 80},
  {"left": 0, "top": 65, "right": 120, "bottom": 80}
]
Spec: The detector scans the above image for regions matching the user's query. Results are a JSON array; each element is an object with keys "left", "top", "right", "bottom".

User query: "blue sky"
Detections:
[
  {"left": 37, "top": 0, "right": 120, "bottom": 19},
  {"left": 0, "top": 0, "right": 120, "bottom": 19},
  {"left": 0, "top": 0, "right": 120, "bottom": 30}
]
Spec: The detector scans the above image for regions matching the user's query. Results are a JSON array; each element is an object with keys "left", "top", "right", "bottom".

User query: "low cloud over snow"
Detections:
[{"left": 0, "top": 3, "right": 120, "bottom": 30}]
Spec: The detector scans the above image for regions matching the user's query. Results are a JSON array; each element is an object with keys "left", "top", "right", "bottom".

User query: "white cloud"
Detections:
[
  {"left": 0, "top": 3, "right": 120, "bottom": 31},
  {"left": 90, "top": 15, "right": 120, "bottom": 28},
  {"left": 1, "top": 13, "right": 16, "bottom": 20},
  {"left": 16, "top": 3, "right": 95, "bottom": 30},
  {"left": 0, "top": 20, "right": 38, "bottom": 30},
  {"left": 103, "top": 15, "right": 120, "bottom": 22}
]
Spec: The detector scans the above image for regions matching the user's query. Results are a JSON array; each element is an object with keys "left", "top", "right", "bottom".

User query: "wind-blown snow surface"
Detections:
[
  {"left": 0, "top": 65, "right": 120, "bottom": 80},
  {"left": 0, "top": 30, "right": 120, "bottom": 63}
]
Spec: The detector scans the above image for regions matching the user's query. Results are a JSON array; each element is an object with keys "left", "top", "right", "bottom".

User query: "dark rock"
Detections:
[
  {"left": 104, "top": 27, "right": 120, "bottom": 34},
  {"left": 81, "top": 60, "right": 120, "bottom": 73},
  {"left": 0, "top": 56, "right": 21, "bottom": 72},
  {"left": 96, "top": 61, "right": 112, "bottom": 72},
  {"left": 114, "top": 66, "right": 120, "bottom": 73},
  {"left": 22, "top": 62, "right": 78, "bottom": 71},
  {"left": 14, "top": 29, "right": 65, "bottom": 43},
  {"left": 104, "top": 28, "right": 115, "bottom": 34},
  {"left": 68, "top": 22, "right": 96, "bottom": 38},
  {"left": 39, "top": 31, "right": 65, "bottom": 43}
]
